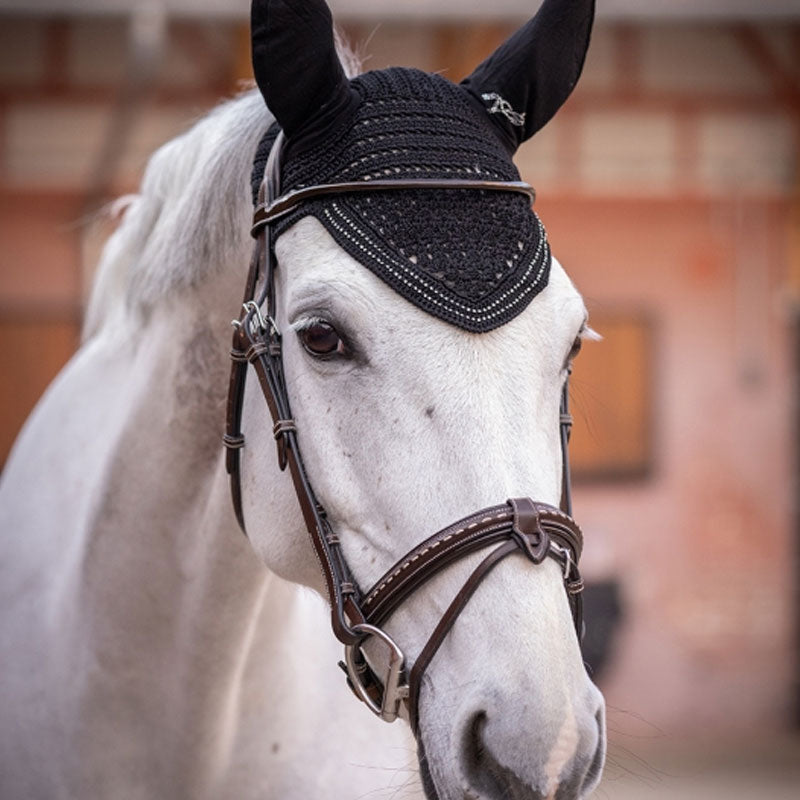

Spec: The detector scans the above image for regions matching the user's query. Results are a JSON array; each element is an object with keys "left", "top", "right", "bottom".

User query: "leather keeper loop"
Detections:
[
  {"left": 272, "top": 420, "right": 295, "bottom": 472},
  {"left": 222, "top": 433, "right": 245, "bottom": 450},
  {"left": 508, "top": 497, "right": 549, "bottom": 564},
  {"left": 246, "top": 342, "right": 270, "bottom": 362},
  {"left": 272, "top": 419, "right": 297, "bottom": 439},
  {"left": 567, "top": 578, "right": 585, "bottom": 595}
]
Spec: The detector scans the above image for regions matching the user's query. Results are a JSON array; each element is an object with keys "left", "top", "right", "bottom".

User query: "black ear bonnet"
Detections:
[{"left": 250, "top": 0, "right": 594, "bottom": 333}]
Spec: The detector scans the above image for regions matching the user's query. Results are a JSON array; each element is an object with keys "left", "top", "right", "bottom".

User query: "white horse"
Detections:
[{"left": 0, "top": 1, "right": 605, "bottom": 798}]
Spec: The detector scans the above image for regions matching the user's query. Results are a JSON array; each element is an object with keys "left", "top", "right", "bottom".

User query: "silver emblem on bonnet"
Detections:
[{"left": 481, "top": 92, "right": 526, "bottom": 127}]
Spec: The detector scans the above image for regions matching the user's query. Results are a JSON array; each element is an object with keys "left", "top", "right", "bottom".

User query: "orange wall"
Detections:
[{"left": 539, "top": 195, "right": 795, "bottom": 736}]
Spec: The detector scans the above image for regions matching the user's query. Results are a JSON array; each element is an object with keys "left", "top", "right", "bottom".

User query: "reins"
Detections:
[{"left": 224, "top": 131, "right": 585, "bottom": 731}]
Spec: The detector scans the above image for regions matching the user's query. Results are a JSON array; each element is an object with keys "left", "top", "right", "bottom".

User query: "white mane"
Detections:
[
  {"left": 83, "top": 90, "right": 271, "bottom": 339},
  {"left": 83, "top": 33, "right": 360, "bottom": 342}
]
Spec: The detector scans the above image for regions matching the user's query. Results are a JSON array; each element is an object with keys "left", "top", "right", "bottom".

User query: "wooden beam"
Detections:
[
  {"left": 732, "top": 24, "right": 800, "bottom": 111},
  {"left": 433, "top": 23, "right": 513, "bottom": 83}
]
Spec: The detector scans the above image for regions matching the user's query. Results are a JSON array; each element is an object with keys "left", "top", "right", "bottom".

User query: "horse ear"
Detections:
[
  {"left": 460, "top": 0, "right": 595, "bottom": 152},
  {"left": 251, "top": 0, "right": 352, "bottom": 139}
]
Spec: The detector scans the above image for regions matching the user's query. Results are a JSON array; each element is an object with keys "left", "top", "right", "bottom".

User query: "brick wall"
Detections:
[{"left": 0, "top": 14, "right": 245, "bottom": 459}]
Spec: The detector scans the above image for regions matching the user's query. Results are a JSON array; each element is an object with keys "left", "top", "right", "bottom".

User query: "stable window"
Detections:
[{"left": 570, "top": 312, "right": 654, "bottom": 481}]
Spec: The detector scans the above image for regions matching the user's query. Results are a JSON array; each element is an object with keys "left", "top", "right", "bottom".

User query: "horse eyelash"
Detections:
[{"left": 581, "top": 325, "right": 602, "bottom": 342}]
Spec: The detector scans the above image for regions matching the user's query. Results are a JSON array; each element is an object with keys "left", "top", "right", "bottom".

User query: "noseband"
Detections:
[{"left": 225, "top": 132, "right": 584, "bottom": 732}]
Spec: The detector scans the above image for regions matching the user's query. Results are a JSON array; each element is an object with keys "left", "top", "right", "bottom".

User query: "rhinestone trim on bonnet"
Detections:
[{"left": 252, "top": 67, "right": 551, "bottom": 333}]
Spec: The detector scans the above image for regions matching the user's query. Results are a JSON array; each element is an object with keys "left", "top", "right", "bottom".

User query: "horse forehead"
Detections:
[
  {"left": 276, "top": 216, "right": 397, "bottom": 314},
  {"left": 275, "top": 216, "right": 583, "bottom": 341}
]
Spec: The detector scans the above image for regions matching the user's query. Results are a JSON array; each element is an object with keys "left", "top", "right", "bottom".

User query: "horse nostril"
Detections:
[
  {"left": 464, "top": 711, "right": 488, "bottom": 767},
  {"left": 461, "top": 711, "right": 546, "bottom": 800},
  {"left": 459, "top": 703, "right": 606, "bottom": 800}
]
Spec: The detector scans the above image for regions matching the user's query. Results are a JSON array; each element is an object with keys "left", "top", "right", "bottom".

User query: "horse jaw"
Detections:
[{"left": 240, "top": 216, "right": 605, "bottom": 799}]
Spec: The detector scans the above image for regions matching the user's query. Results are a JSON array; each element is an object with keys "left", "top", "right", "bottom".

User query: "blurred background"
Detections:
[{"left": 0, "top": 0, "right": 798, "bottom": 797}]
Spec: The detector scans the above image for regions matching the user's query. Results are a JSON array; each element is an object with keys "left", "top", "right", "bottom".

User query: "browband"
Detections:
[{"left": 252, "top": 178, "right": 536, "bottom": 234}]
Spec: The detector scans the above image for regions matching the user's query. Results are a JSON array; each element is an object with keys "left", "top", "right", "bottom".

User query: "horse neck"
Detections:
[
  {"left": 70, "top": 264, "right": 276, "bottom": 764},
  {"left": 74, "top": 270, "right": 423, "bottom": 792}
]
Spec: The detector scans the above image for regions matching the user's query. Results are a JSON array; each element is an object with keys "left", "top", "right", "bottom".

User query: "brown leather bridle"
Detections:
[{"left": 224, "top": 132, "right": 585, "bottom": 733}]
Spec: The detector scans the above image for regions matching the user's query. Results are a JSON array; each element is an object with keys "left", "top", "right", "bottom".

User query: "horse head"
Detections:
[{"left": 236, "top": 1, "right": 604, "bottom": 798}]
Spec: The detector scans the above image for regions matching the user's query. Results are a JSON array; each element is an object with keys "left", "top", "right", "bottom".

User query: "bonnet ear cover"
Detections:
[
  {"left": 461, "top": 0, "right": 595, "bottom": 152},
  {"left": 247, "top": 0, "right": 595, "bottom": 333},
  {"left": 250, "top": 0, "right": 355, "bottom": 141}
]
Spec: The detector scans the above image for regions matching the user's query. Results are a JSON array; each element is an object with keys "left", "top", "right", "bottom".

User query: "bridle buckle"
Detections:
[
  {"left": 343, "top": 623, "right": 409, "bottom": 723},
  {"left": 242, "top": 300, "right": 279, "bottom": 339}
]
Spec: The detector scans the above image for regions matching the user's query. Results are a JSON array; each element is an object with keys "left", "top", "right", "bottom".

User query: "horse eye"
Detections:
[
  {"left": 568, "top": 336, "right": 582, "bottom": 361},
  {"left": 298, "top": 320, "right": 345, "bottom": 357}
]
